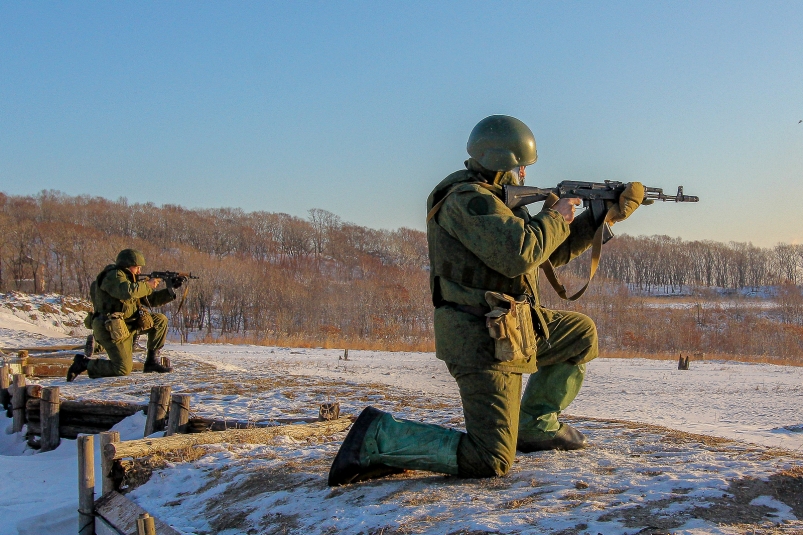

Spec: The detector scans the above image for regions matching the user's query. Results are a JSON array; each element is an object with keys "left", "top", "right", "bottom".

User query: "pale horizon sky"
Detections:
[{"left": 1, "top": 2, "right": 801, "bottom": 247}]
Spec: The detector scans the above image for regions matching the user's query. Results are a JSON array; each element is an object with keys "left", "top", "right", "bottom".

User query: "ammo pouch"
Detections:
[
  {"left": 132, "top": 308, "right": 154, "bottom": 332},
  {"left": 484, "top": 291, "right": 537, "bottom": 363},
  {"left": 104, "top": 312, "right": 130, "bottom": 343}
]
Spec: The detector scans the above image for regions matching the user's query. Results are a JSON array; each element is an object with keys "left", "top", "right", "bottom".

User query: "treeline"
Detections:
[
  {"left": 0, "top": 191, "right": 801, "bottom": 361},
  {"left": 561, "top": 234, "right": 803, "bottom": 292}
]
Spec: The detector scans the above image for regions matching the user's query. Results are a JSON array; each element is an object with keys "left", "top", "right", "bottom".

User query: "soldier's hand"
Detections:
[
  {"left": 146, "top": 277, "right": 162, "bottom": 290},
  {"left": 553, "top": 198, "right": 581, "bottom": 223},
  {"left": 607, "top": 182, "right": 645, "bottom": 224}
]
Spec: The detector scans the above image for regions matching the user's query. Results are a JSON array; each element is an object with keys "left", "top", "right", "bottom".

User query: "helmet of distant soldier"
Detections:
[
  {"left": 467, "top": 115, "right": 537, "bottom": 172},
  {"left": 115, "top": 249, "right": 146, "bottom": 268}
]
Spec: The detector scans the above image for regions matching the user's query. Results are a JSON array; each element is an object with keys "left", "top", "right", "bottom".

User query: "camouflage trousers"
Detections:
[
  {"left": 449, "top": 308, "right": 598, "bottom": 478},
  {"left": 88, "top": 313, "right": 168, "bottom": 378}
]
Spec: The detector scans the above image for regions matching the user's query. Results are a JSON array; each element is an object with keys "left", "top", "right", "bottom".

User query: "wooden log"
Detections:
[
  {"left": 99, "top": 431, "right": 120, "bottom": 496},
  {"left": 107, "top": 417, "right": 352, "bottom": 460},
  {"left": 137, "top": 513, "right": 156, "bottom": 535},
  {"left": 94, "top": 492, "right": 182, "bottom": 535},
  {"left": 165, "top": 394, "right": 190, "bottom": 436},
  {"left": 26, "top": 398, "right": 146, "bottom": 418},
  {"left": 0, "top": 345, "right": 83, "bottom": 353},
  {"left": 26, "top": 421, "right": 112, "bottom": 440},
  {"left": 11, "top": 374, "right": 26, "bottom": 433},
  {"left": 144, "top": 386, "right": 171, "bottom": 437},
  {"left": 40, "top": 386, "right": 60, "bottom": 452},
  {"left": 77, "top": 435, "right": 95, "bottom": 535}
]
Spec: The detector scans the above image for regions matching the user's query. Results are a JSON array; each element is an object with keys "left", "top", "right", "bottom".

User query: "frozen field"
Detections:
[{"left": 0, "top": 293, "right": 801, "bottom": 534}]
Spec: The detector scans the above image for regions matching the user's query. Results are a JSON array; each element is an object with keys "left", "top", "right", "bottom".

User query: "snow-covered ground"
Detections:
[{"left": 0, "top": 293, "right": 801, "bottom": 534}]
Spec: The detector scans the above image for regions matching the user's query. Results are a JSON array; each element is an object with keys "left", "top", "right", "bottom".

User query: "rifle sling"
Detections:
[
  {"left": 539, "top": 211, "right": 612, "bottom": 302},
  {"left": 176, "top": 283, "right": 190, "bottom": 314}
]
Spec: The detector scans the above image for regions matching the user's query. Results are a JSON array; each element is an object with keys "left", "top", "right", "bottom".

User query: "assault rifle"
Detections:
[
  {"left": 504, "top": 180, "right": 698, "bottom": 232},
  {"left": 137, "top": 271, "right": 199, "bottom": 287},
  {"left": 503, "top": 181, "right": 698, "bottom": 301},
  {"left": 137, "top": 271, "right": 199, "bottom": 312}
]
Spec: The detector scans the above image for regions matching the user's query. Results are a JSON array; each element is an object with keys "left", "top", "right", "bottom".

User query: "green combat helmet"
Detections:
[
  {"left": 467, "top": 115, "right": 537, "bottom": 171},
  {"left": 115, "top": 249, "right": 146, "bottom": 268}
]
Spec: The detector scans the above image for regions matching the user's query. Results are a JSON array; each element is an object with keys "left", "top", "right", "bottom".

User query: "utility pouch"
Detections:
[
  {"left": 104, "top": 312, "right": 130, "bottom": 343},
  {"left": 133, "top": 308, "right": 154, "bottom": 331},
  {"left": 484, "top": 291, "right": 537, "bottom": 362}
]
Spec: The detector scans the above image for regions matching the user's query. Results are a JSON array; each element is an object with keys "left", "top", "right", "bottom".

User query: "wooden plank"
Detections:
[
  {"left": 95, "top": 516, "right": 124, "bottom": 535},
  {"left": 94, "top": 491, "right": 182, "bottom": 535},
  {"left": 108, "top": 417, "right": 353, "bottom": 460}
]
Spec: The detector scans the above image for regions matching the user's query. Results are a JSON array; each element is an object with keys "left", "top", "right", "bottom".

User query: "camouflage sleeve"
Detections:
[
  {"left": 146, "top": 288, "right": 177, "bottom": 308},
  {"left": 100, "top": 269, "right": 154, "bottom": 301},
  {"left": 437, "top": 185, "right": 571, "bottom": 278},
  {"left": 547, "top": 209, "right": 598, "bottom": 268}
]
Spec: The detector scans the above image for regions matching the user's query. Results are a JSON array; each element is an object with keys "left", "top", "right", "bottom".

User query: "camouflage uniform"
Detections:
[
  {"left": 328, "top": 116, "right": 602, "bottom": 485},
  {"left": 88, "top": 264, "right": 175, "bottom": 377},
  {"left": 425, "top": 159, "right": 598, "bottom": 476}
]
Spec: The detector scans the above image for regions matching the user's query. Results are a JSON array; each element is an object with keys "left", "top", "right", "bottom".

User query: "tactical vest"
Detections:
[
  {"left": 90, "top": 265, "right": 137, "bottom": 318},
  {"left": 427, "top": 174, "right": 532, "bottom": 306}
]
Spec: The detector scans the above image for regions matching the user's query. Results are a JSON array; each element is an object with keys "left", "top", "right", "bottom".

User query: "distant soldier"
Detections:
[
  {"left": 67, "top": 249, "right": 182, "bottom": 380},
  {"left": 328, "top": 115, "right": 645, "bottom": 484}
]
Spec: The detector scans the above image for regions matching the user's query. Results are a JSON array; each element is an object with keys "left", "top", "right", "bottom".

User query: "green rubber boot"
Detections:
[
  {"left": 361, "top": 412, "right": 462, "bottom": 474},
  {"left": 328, "top": 407, "right": 462, "bottom": 486},
  {"left": 517, "top": 362, "right": 588, "bottom": 451}
]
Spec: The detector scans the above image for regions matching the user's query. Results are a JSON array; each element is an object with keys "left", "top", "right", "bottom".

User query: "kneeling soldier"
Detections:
[
  {"left": 329, "top": 115, "right": 645, "bottom": 485},
  {"left": 67, "top": 249, "right": 181, "bottom": 380}
]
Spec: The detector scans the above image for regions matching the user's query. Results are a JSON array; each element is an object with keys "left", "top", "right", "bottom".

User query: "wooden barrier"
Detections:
[{"left": 25, "top": 399, "right": 146, "bottom": 440}]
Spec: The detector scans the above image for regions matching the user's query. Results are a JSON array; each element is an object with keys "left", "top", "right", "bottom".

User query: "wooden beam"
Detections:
[
  {"left": 94, "top": 491, "right": 182, "bottom": 535},
  {"left": 107, "top": 417, "right": 352, "bottom": 461}
]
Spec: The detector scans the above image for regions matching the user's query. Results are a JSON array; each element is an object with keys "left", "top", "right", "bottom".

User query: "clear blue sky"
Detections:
[{"left": 1, "top": 1, "right": 801, "bottom": 246}]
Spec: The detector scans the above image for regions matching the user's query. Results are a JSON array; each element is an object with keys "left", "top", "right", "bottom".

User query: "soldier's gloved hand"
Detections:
[
  {"left": 171, "top": 276, "right": 187, "bottom": 289},
  {"left": 606, "top": 182, "right": 649, "bottom": 224}
]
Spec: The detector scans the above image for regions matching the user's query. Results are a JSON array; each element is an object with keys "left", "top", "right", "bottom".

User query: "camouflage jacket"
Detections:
[
  {"left": 426, "top": 159, "right": 597, "bottom": 372},
  {"left": 90, "top": 264, "right": 175, "bottom": 322}
]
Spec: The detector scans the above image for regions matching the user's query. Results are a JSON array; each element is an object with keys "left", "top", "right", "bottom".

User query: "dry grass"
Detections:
[
  {"left": 195, "top": 332, "right": 435, "bottom": 353},
  {"left": 601, "top": 349, "right": 803, "bottom": 367}
]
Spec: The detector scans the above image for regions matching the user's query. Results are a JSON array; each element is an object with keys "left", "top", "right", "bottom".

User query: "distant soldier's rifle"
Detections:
[
  {"left": 137, "top": 271, "right": 200, "bottom": 313},
  {"left": 502, "top": 180, "right": 699, "bottom": 300}
]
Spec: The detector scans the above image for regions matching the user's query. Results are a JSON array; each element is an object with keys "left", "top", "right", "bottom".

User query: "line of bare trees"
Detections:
[{"left": 0, "top": 190, "right": 801, "bottom": 360}]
